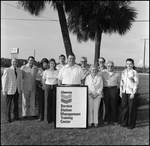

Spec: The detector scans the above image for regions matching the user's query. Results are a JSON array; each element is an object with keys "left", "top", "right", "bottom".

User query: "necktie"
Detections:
[{"left": 14, "top": 68, "right": 17, "bottom": 77}]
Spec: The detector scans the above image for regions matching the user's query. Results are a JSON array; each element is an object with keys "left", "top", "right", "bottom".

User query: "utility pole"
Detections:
[
  {"left": 34, "top": 49, "right": 35, "bottom": 59},
  {"left": 141, "top": 38, "right": 149, "bottom": 72}
]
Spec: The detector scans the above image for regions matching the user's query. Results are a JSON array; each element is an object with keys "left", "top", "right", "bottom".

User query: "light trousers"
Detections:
[
  {"left": 22, "top": 90, "right": 36, "bottom": 116},
  {"left": 88, "top": 95, "right": 101, "bottom": 125}
]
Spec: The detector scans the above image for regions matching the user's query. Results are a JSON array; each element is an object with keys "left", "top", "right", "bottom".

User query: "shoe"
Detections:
[
  {"left": 14, "top": 117, "right": 20, "bottom": 120},
  {"left": 6, "top": 120, "right": 11, "bottom": 123},
  {"left": 94, "top": 124, "right": 98, "bottom": 127},
  {"left": 45, "top": 121, "right": 50, "bottom": 124},
  {"left": 36, "top": 119, "right": 42, "bottom": 122},
  {"left": 22, "top": 116, "right": 27, "bottom": 119},
  {"left": 31, "top": 116, "right": 38, "bottom": 118},
  {"left": 113, "top": 122, "right": 118, "bottom": 125},
  {"left": 88, "top": 124, "right": 91, "bottom": 127},
  {"left": 104, "top": 122, "right": 108, "bottom": 125},
  {"left": 127, "top": 126, "right": 134, "bottom": 129}
]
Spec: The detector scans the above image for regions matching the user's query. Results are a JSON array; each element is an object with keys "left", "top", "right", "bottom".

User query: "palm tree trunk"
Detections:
[
  {"left": 56, "top": 2, "right": 73, "bottom": 57},
  {"left": 94, "top": 30, "right": 102, "bottom": 65}
]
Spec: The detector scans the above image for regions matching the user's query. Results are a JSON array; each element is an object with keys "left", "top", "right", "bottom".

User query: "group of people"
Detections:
[{"left": 2, "top": 53, "right": 139, "bottom": 129}]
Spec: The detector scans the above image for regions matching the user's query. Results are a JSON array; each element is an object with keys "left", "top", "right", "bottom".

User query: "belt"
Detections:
[
  {"left": 104, "top": 86, "right": 117, "bottom": 89},
  {"left": 62, "top": 84, "right": 80, "bottom": 86}
]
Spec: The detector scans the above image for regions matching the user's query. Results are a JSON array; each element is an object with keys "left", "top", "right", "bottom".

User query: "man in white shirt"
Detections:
[
  {"left": 56, "top": 54, "right": 67, "bottom": 71},
  {"left": 58, "top": 53, "right": 85, "bottom": 86}
]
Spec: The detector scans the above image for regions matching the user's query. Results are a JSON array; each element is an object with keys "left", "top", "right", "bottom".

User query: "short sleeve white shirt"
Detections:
[
  {"left": 43, "top": 69, "right": 58, "bottom": 85},
  {"left": 58, "top": 64, "right": 85, "bottom": 85}
]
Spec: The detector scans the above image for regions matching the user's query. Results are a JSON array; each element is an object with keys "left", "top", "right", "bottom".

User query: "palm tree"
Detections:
[
  {"left": 67, "top": 1, "right": 137, "bottom": 65},
  {"left": 18, "top": 1, "right": 73, "bottom": 57}
]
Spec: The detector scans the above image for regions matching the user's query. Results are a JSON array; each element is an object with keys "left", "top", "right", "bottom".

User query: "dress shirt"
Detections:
[
  {"left": 120, "top": 69, "right": 139, "bottom": 94},
  {"left": 58, "top": 64, "right": 85, "bottom": 85},
  {"left": 43, "top": 69, "right": 58, "bottom": 85},
  {"left": 56, "top": 63, "right": 67, "bottom": 71},
  {"left": 81, "top": 64, "right": 91, "bottom": 78},
  {"left": 21, "top": 64, "right": 38, "bottom": 91},
  {"left": 101, "top": 70, "right": 120, "bottom": 88},
  {"left": 85, "top": 74, "right": 103, "bottom": 98}
]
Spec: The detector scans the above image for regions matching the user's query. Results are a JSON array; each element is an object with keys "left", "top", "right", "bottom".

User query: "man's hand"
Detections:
[
  {"left": 129, "top": 93, "right": 135, "bottom": 99},
  {"left": 3, "top": 92, "right": 7, "bottom": 96},
  {"left": 120, "top": 92, "right": 122, "bottom": 98},
  {"left": 89, "top": 93, "right": 94, "bottom": 99},
  {"left": 94, "top": 93, "right": 99, "bottom": 99}
]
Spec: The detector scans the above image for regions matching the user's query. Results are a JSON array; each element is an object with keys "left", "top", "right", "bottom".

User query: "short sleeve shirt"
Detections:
[{"left": 58, "top": 64, "right": 85, "bottom": 85}]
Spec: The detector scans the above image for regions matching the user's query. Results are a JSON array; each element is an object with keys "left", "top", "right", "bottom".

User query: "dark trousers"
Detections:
[
  {"left": 44, "top": 84, "right": 56, "bottom": 123},
  {"left": 37, "top": 85, "right": 44, "bottom": 120},
  {"left": 120, "top": 93, "right": 137, "bottom": 128},
  {"left": 103, "top": 86, "right": 119, "bottom": 123},
  {"left": 6, "top": 90, "right": 19, "bottom": 121}
]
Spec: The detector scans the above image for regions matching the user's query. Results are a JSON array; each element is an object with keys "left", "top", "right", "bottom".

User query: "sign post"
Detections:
[{"left": 55, "top": 86, "right": 88, "bottom": 128}]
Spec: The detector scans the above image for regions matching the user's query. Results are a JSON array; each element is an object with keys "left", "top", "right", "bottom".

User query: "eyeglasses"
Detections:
[
  {"left": 81, "top": 61, "right": 86, "bottom": 63},
  {"left": 107, "top": 66, "right": 113, "bottom": 67},
  {"left": 99, "top": 61, "right": 104, "bottom": 63}
]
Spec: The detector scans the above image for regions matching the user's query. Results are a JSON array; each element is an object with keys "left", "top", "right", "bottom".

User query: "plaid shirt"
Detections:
[{"left": 2, "top": 66, "right": 23, "bottom": 95}]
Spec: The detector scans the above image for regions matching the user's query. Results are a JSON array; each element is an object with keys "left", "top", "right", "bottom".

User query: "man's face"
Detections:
[
  {"left": 11, "top": 58, "right": 17, "bottom": 68},
  {"left": 68, "top": 55, "right": 75, "bottom": 66},
  {"left": 126, "top": 61, "right": 133, "bottom": 70},
  {"left": 107, "top": 62, "right": 114, "bottom": 72},
  {"left": 80, "top": 58, "right": 87, "bottom": 66},
  {"left": 28, "top": 58, "right": 34, "bottom": 66},
  {"left": 59, "top": 56, "right": 65, "bottom": 64},
  {"left": 98, "top": 58, "right": 105, "bottom": 67}
]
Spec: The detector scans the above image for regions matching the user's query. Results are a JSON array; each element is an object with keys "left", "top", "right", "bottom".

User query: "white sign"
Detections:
[
  {"left": 11, "top": 48, "right": 19, "bottom": 53},
  {"left": 56, "top": 86, "right": 88, "bottom": 128}
]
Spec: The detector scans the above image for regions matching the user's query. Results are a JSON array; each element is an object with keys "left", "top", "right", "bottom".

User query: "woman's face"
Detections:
[
  {"left": 126, "top": 61, "right": 133, "bottom": 70},
  {"left": 91, "top": 67, "right": 98, "bottom": 75},
  {"left": 49, "top": 61, "right": 55, "bottom": 68}
]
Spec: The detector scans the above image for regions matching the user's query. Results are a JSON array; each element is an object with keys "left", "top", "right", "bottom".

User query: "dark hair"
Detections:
[
  {"left": 28, "top": 56, "right": 35, "bottom": 61},
  {"left": 67, "top": 53, "right": 76, "bottom": 59},
  {"left": 49, "top": 58, "right": 57, "bottom": 70},
  {"left": 99, "top": 57, "right": 106, "bottom": 63},
  {"left": 59, "top": 54, "right": 66, "bottom": 60},
  {"left": 41, "top": 58, "right": 49, "bottom": 65},
  {"left": 40, "top": 58, "right": 49, "bottom": 69},
  {"left": 126, "top": 58, "right": 136, "bottom": 70}
]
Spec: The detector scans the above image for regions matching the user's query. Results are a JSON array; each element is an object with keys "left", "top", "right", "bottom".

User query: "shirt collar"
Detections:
[
  {"left": 10, "top": 66, "right": 17, "bottom": 70},
  {"left": 26, "top": 63, "right": 35, "bottom": 68},
  {"left": 66, "top": 64, "right": 76, "bottom": 68}
]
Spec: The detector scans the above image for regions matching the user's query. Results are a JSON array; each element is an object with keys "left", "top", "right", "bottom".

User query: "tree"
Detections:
[
  {"left": 67, "top": 1, "right": 137, "bottom": 65},
  {"left": 18, "top": 1, "right": 73, "bottom": 57}
]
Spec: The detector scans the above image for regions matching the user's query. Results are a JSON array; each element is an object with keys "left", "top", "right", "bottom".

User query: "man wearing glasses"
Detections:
[
  {"left": 80, "top": 57, "right": 91, "bottom": 84},
  {"left": 101, "top": 61, "right": 120, "bottom": 125}
]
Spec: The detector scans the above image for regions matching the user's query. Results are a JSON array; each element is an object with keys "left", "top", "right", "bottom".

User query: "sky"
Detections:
[{"left": 1, "top": 1, "right": 149, "bottom": 67}]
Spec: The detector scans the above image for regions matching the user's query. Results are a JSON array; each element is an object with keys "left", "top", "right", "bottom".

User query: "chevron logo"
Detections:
[{"left": 61, "top": 91, "right": 72, "bottom": 104}]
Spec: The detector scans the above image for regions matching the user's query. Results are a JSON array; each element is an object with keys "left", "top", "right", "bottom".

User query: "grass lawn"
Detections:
[{"left": 1, "top": 75, "right": 149, "bottom": 145}]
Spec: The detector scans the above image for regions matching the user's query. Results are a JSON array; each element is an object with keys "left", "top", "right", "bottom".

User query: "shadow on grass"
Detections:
[{"left": 136, "top": 93, "right": 149, "bottom": 128}]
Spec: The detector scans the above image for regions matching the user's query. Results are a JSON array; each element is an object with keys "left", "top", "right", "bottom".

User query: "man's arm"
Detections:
[{"left": 2, "top": 68, "right": 9, "bottom": 95}]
